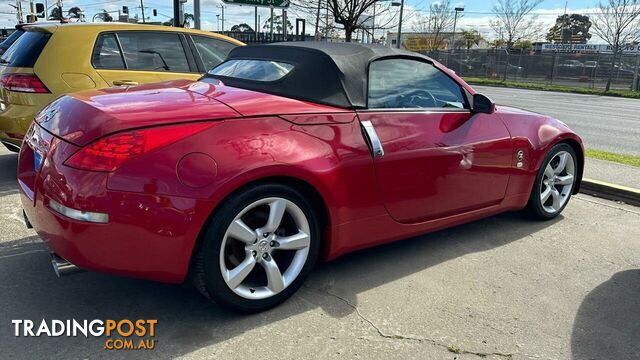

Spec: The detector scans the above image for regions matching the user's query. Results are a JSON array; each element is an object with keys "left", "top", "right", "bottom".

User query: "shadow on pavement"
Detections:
[
  {"left": 0, "top": 211, "right": 561, "bottom": 358},
  {"left": 0, "top": 151, "right": 18, "bottom": 194},
  {"left": 571, "top": 270, "right": 640, "bottom": 359}
]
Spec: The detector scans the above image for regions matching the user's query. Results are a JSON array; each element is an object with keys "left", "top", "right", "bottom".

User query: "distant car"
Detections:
[
  {"left": 0, "top": 22, "right": 243, "bottom": 152},
  {"left": 484, "top": 61, "right": 523, "bottom": 76},
  {"left": 559, "top": 60, "right": 584, "bottom": 68},
  {"left": 584, "top": 61, "right": 598, "bottom": 68},
  {"left": 20, "top": 42, "right": 584, "bottom": 312}
]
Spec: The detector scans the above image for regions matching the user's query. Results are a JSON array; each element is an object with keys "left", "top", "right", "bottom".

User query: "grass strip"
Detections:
[
  {"left": 464, "top": 77, "right": 640, "bottom": 99},
  {"left": 585, "top": 149, "right": 640, "bottom": 167}
]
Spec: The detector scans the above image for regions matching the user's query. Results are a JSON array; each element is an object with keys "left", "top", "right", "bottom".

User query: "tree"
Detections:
[
  {"left": 412, "top": 0, "right": 459, "bottom": 51},
  {"left": 459, "top": 29, "right": 484, "bottom": 50},
  {"left": 591, "top": 0, "right": 640, "bottom": 91},
  {"left": 95, "top": 9, "right": 113, "bottom": 22},
  {"left": 231, "top": 23, "right": 254, "bottom": 32},
  {"left": 513, "top": 39, "right": 533, "bottom": 52},
  {"left": 546, "top": 14, "right": 592, "bottom": 44},
  {"left": 490, "top": 0, "right": 543, "bottom": 49},
  {"left": 490, "top": 39, "right": 506, "bottom": 49},
  {"left": 67, "top": 6, "right": 84, "bottom": 21},
  {"left": 327, "top": 0, "right": 377, "bottom": 41},
  {"left": 291, "top": 0, "right": 398, "bottom": 42},
  {"left": 490, "top": 0, "right": 543, "bottom": 79},
  {"left": 262, "top": 14, "right": 293, "bottom": 34}
]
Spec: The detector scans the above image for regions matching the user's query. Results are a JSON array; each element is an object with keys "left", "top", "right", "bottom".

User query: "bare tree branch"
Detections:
[
  {"left": 490, "top": 0, "right": 544, "bottom": 49},
  {"left": 591, "top": 0, "right": 640, "bottom": 90}
]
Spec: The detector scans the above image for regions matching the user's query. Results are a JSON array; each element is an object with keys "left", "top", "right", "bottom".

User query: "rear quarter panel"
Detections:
[{"left": 105, "top": 115, "right": 384, "bottom": 262}]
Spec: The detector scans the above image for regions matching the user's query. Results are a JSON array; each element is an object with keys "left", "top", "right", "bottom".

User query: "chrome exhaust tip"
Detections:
[{"left": 51, "top": 253, "right": 84, "bottom": 277}]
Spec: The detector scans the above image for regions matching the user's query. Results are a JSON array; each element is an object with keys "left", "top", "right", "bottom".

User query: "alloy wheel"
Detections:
[
  {"left": 539, "top": 150, "right": 575, "bottom": 214},
  {"left": 219, "top": 197, "right": 311, "bottom": 300}
]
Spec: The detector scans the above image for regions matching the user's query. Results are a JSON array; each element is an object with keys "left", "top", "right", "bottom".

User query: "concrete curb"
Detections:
[{"left": 580, "top": 178, "right": 640, "bottom": 207}]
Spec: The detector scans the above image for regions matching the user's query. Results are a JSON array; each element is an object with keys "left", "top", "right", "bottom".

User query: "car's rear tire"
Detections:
[
  {"left": 525, "top": 143, "right": 577, "bottom": 220},
  {"left": 191, "top": 183, "right": 321, "bottom": 312}
]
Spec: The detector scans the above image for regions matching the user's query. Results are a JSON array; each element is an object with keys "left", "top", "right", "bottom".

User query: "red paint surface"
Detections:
[{"left": 19, "top": 79, "right": 583, "bottom": 283}]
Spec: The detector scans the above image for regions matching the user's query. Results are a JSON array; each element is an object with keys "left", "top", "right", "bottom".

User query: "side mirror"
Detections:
[{"left": 472, "top": 93, "right": 495, "bottom": 114}]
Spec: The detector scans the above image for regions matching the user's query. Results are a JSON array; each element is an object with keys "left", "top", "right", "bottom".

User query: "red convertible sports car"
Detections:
[{"left": 19, "top": 43, "right": 583, "bottom": 311}]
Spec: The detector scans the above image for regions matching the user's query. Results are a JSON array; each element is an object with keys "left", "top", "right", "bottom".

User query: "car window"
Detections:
[
  {"left": 209, "top": 59, "right": 294, "bottom": 82},
  {"left": 191, "top": 35, "right": 236, "bottom": 71},
  {"left": 368, "top": 59, "right": 467, "bottom": 109},
  {"left": 0, "top": 30, "right": 24, "bottom": 49},
  {"left": 116, "top": 32, "right": 190, "bottom": 73},
  {"left": 92, "top": 33, "right": 125, "bottom": 69},
  {"left": 0, "top": 30, "right": 50, "bottom": 67}
]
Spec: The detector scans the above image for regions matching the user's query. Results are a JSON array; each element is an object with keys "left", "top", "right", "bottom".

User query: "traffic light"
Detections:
[
  {"left": 122, "top": 6, "right": 129, "bottom": 14},
  {"left": 35, "top": 3, "right": 45, "bottom": 18},
  {"left": 153, "top": 9, "right": 157, "bottom": 17}
]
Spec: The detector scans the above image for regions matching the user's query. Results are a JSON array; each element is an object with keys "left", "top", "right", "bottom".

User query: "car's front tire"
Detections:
[
  {"left": 525, "top": 143, "right": 577, "bottom": 220},
  {"left": 191, "top": 183, "right": 321, "bottom": 312}
]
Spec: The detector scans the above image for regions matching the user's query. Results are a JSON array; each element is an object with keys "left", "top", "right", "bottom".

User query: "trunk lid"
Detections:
[{"left": 37, "top": 79, "right": 241, "bottom": 146}]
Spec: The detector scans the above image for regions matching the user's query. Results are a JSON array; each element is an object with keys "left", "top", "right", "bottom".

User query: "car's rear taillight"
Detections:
[
  {"left": 64, "top": 123, "right": 214, "bottom": 172},
  {"left": 0, "top": 73, "right": 49, "bottom": 93}
]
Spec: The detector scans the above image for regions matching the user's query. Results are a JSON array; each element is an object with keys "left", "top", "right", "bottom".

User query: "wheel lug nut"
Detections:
[
  {"left": 270, "top": 241, "right": 276, "bottom": 247},
  {"left": 263, "top": 233, "right": 269, "bottom": 237},
  {"left": 252, "top": 251, "right": 257, "bottom": 257},
  {"left": 262, "top": 253, "right": 268, "bottom": 259}
]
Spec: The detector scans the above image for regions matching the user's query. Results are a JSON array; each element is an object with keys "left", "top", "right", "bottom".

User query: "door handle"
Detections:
[
  {"left": 113, "top": 80, "right": 139, "bottom": 86},
  {"left": 361, "top": 120, "right": 385, "bottom": 158}
]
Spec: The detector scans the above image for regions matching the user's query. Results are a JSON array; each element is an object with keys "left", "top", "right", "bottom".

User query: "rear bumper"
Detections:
[
  {"left": 18, "top": 137, "right": 215, "bottom": 284},
  {"left": 20, "top": 186, "right": 211, "bottom": 284}
]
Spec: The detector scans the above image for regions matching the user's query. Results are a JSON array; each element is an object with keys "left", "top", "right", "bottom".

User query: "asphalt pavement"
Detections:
[
  {"left": 1, "top": 147, "right": 639, "bottom": 359},
  {"left": 474, "top": 86, "right": 640, "bottom": 157}
]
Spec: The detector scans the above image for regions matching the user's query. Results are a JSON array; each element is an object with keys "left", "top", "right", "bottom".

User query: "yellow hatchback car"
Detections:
[{"left": 0, "top": 22, "right": 243, "bottom": 151}]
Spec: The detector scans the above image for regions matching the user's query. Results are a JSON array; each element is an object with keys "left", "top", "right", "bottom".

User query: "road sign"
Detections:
[{"left": 222, "top": 0, "right": 290, "bottom": 8}]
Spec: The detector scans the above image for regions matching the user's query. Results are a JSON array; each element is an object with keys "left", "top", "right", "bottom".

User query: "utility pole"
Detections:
[
  {"left": 217, "top": 5, "right": 225, "bottom": 31},
  {"left": 283, "top": 8, "right": 287, "bottom": 40},
  {"left": 15, "top": 0, "right": 24, "bottom": 23},
  {"left": 450, "top": 6, "right": 464, "bottom": 52},
  {"left": 140, "top": 0, "right": 146, "bottom": 23},
  {"left": 562, "top": 0, "right": 568, "bottom": 44},
  {"left": 325, "top": 0, "right": 329, "bottom": 38},
  {"left": 254, "top": 7, "right": 258, "bottom": 37},
  {"left": 173, "top": 0, "right": 181, "bottom": 27},
  {"left": 194, "top": 0, "right": 201, "bottom": 29},
  {"left": 395, "top": 0, "right": 405, "bottom": 49},
  {"left": 270, "top": 6, "right": 274, "bottom": 41},
  {"left": 314, "top": 0, "right": 321, "bottom": 38},
  {"left": 371, "top": 2, "right": 376, "bottom": 43}
]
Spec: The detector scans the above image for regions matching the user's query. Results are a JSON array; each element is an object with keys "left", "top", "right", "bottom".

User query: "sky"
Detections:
[{"left": 0, "top": 0, "right": 607, "bottom": 42}]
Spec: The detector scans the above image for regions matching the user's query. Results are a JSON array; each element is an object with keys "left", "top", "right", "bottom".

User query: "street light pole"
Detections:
[
  {"left": 394, "top": 0, "right": 404, "bottom": 49},
  {"left": 450, "top": 6, "right": 464, "bottom": 52},
  {"left": 173, "top": 0, "right": 180, "bottom": 27},
  {"left": 140, "top": 0, "right": 146, "bottom": 23},
  {"left": 194, "top": 0, "right": 201, "bottom": 29}
]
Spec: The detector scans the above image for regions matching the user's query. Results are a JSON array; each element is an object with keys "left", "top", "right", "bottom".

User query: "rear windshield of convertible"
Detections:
[{"left": 209, "top": 59, "right": 294, "bottom": 82}]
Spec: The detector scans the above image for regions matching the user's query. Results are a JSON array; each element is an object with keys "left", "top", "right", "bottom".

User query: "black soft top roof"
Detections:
[{"left": 207, "top": 42, "right": 435, "bottom": 109}]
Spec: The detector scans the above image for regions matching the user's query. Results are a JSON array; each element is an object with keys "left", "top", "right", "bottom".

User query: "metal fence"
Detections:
[
  {"left": 422, "top": 49, "right": 640, "bottom": 91},
  {"left": 216, "top": 31, "right": 316, "bottom": 43}
]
